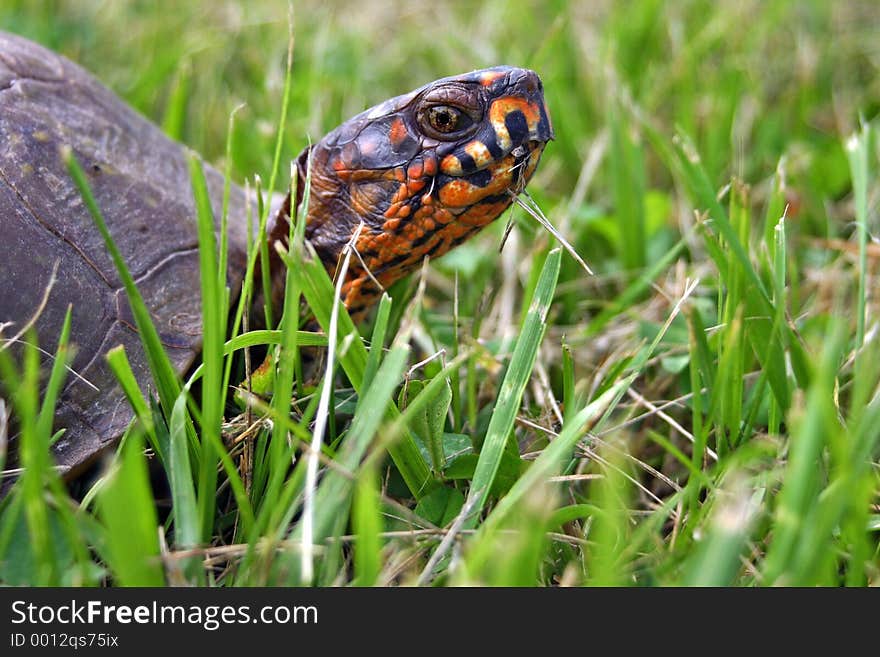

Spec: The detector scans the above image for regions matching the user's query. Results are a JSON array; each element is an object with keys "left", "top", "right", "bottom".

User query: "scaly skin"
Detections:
[{"left": 273, "top": 66, "right": 554, "bottom": 318}]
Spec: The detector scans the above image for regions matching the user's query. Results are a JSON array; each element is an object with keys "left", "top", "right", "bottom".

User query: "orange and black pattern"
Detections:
[{"left": 285, "top": 66, "right": 553, "bottom": 318}]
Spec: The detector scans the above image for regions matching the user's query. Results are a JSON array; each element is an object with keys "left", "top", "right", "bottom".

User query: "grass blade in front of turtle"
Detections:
[
  {"left": 285, "top": 319, "right": 411, "bottom": 583},
  {"left": 0, "top": 327, "right": 63, "bottom": 583},
  {"left": 189, "top": 154, "right": 243, "bottom": 541},
  {"left": 352, "top": 463, "right": 382, "bottom": 586},
  {"left": 362, "top": 293, "right": 393, "bottom": 392},
  {"left": 168, "top": 389, "right": 202, "bottom": 582},
  {"left": 290, "top": 245, "right": 436, "bottom": 499},
  {"left": 106, "top": 346, "right": 160, "bottom": 460},
  {"left": 96, "top": 432, "right": 164, "bottom": 586},
  {"left": 269, "top": 164, "right": 307, "bottom": 496},
  {"left": 462, "top": 248, "right": 562, "bottom": 528},
  {"left": 460, "top": 380, "right": 628, "bottom": 583},
  {"left": 64, "top": 150, "right": 182, "bottom": 426},
  {"left": 35, "top": 308, "right": 72, "bottom": 449}
]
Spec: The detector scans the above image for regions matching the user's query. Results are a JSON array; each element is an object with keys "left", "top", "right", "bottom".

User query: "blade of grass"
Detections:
[
  {"left": 189, "top": 153, "right": 226, "bottom": 541},
  {"left": 586, "top": 441, "right": 631, "bottom": 586},
  {"left": 352, "top": 464, "right": 382, "bottom": 586},
  {"left": 106, "top": 345, "right": 161, "bottom": 461},
  {"left": 363, "top": 294, "right": 392, "bottom": 391},
  {"left": 290, "top": 241, "right": 434, "bottom": 498},
  {"left": 300, "top": 200, "right": 349, "bottom": 587},
  {"left": 682, "top": 477, "right": 759, "bottom": 586},
  {"left": 64, "top": 149, "right": 182, "bottom": 418},
  {"left": 35, "top": 308, "right": 72, "bottom": 445},
  {"left": 762, "top": 319, "right": 846, "bottom": 584},
  {"left": 473, "top": 379, "right": 628, "bottom": 541},
  {"left": 270, "top": 161, "right": 308, "bottom": 481},
  {"left": 168, "top": 391, "right": 202, "bottom": 582},
  {"left": 291, "top": 322, "right": 411, "bottom": 583},
  {"left": 97, "top": 433, "right": 165, "bottom": 586},
  {"left": 161, "top": 59, "right": 190, "bottom": 141},
  {"left": 0, "top": 331, "right": 60, "bottom": 584},
  {"left": 463, "top": 247, "right": 562, "bottom": 527},
  {"left": 609, "top": 96, "right": 646, "bottom": 270}
]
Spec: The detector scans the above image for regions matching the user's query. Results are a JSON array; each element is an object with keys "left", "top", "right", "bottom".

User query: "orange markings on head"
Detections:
[
  {"left": 464, "top": 140, "right": 493, "bottom": 169},
  {"left": 389, "top": 117, "right": 408, "bottom": 147},
  {"left": 414, "top": 205, "right": 433, "bottom": 220},
  {"left": 423, "top": 157, "right": 437, "bottom": 176},
  {"left": 434, "top": 208, "right": 454, "bottom": 224},
  {"left": 480, "top": 70, "right": 506, "bottom": 87},
  {"left": 385, "top": 235, "right": 411, "bottom": 258},
  {"left": 489, "top": 96, "right": 542, "bottom": 150},
  {"left": 384, "top": 202, "right": 412, "bottom": 220},
  {"left": 437, "top": 155, "right": 516, "bottom": 208},
  {"left": 413, "top": 203, "right": 453, "bottom": 226},
  {"left": 438, "top": 179, "right": 478, "bottom": 208},
  {"left": 458, "top": 199, "right": 512, "bottom": 227},
  {"left": 437, "top": 220, "right": 472, "bottom": 243},
  {"left": 441, "top": 154, "right": 463, "bottom": 175},
  {"left": 332, "top": 157, "right": 352, "bottom": 181},
  {"left": 392, "top": 183, "right": 409, "bottom": 203},
  {"left": 406, "top": 178, "right": 426, "bottom": 195},
  {"left": 407, "top": 160, "right": 424, "bottom": 179}
]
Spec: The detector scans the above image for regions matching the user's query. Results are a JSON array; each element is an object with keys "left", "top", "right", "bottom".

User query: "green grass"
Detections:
[{"left": 1, "top": 0, "right": 880, "bottom": 586}]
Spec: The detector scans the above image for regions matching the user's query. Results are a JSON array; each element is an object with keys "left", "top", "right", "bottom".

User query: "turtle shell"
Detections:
[{"left": 0, "top": 31, "right": 251, "bottom": 477}]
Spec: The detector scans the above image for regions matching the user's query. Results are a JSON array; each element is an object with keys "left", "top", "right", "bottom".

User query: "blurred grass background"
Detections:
[{"left": 2, "top": 0, "right": 879, "bottom": 586}]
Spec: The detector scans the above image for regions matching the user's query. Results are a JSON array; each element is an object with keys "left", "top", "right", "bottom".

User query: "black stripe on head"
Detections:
[
  {"left": 456, "top": 151, "right": 477, "bottom": 173},
  {"left": 467, "top": 168, "right": 493, "bottom": 188},
  {"left": 504, "top": 110, "right": 529, "bottom": 145},
  {"left": 484, "top": 137, "right": 504, "bottom": 159}
]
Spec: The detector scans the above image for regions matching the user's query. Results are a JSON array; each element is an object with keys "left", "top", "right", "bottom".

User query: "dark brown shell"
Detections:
[{"left": 0, "top": 31, "right": 251, "bottom": 477}]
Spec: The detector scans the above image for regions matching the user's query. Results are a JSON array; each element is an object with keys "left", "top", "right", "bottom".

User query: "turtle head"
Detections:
[{"left": 289, "top": 66, "right": 553, "bottom": 316}]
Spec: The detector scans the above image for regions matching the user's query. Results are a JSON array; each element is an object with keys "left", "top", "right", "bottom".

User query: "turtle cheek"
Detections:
[
  {"left": 437, "top": 148, "right": 539, "bottom": 209},
  {"left": 348, "top": 179, "right": 400, "bottom": 225}
]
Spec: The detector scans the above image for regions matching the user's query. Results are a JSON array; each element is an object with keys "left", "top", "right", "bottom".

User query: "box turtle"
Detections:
[{"left": 0, "top": 31, "right": 553, "bottom": 482}]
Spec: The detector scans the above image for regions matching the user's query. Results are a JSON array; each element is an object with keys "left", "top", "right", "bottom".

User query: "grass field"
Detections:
[{"left": 1, "top": 0, "right": 879, "bottom": 586}]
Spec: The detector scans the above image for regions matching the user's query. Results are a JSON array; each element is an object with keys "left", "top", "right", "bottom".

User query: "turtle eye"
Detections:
[
  {"left": 427, "top": 106, "right": 461, "bottom": 132},
  {"left": 422, "top": 105, "right": 473, "bottom": 136}
]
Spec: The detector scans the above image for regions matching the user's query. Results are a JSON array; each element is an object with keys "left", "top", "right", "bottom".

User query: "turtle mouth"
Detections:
[
  {"left": 509, "top": 139, "right": 544, "bottom": 190},
  {"left": 433, "top": 137, "right": 546, "bottom": 210}
]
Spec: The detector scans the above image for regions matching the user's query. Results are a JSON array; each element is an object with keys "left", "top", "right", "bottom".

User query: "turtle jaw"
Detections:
[{"left": 510, "top": 139, "right": 547, "bottom": 194}]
